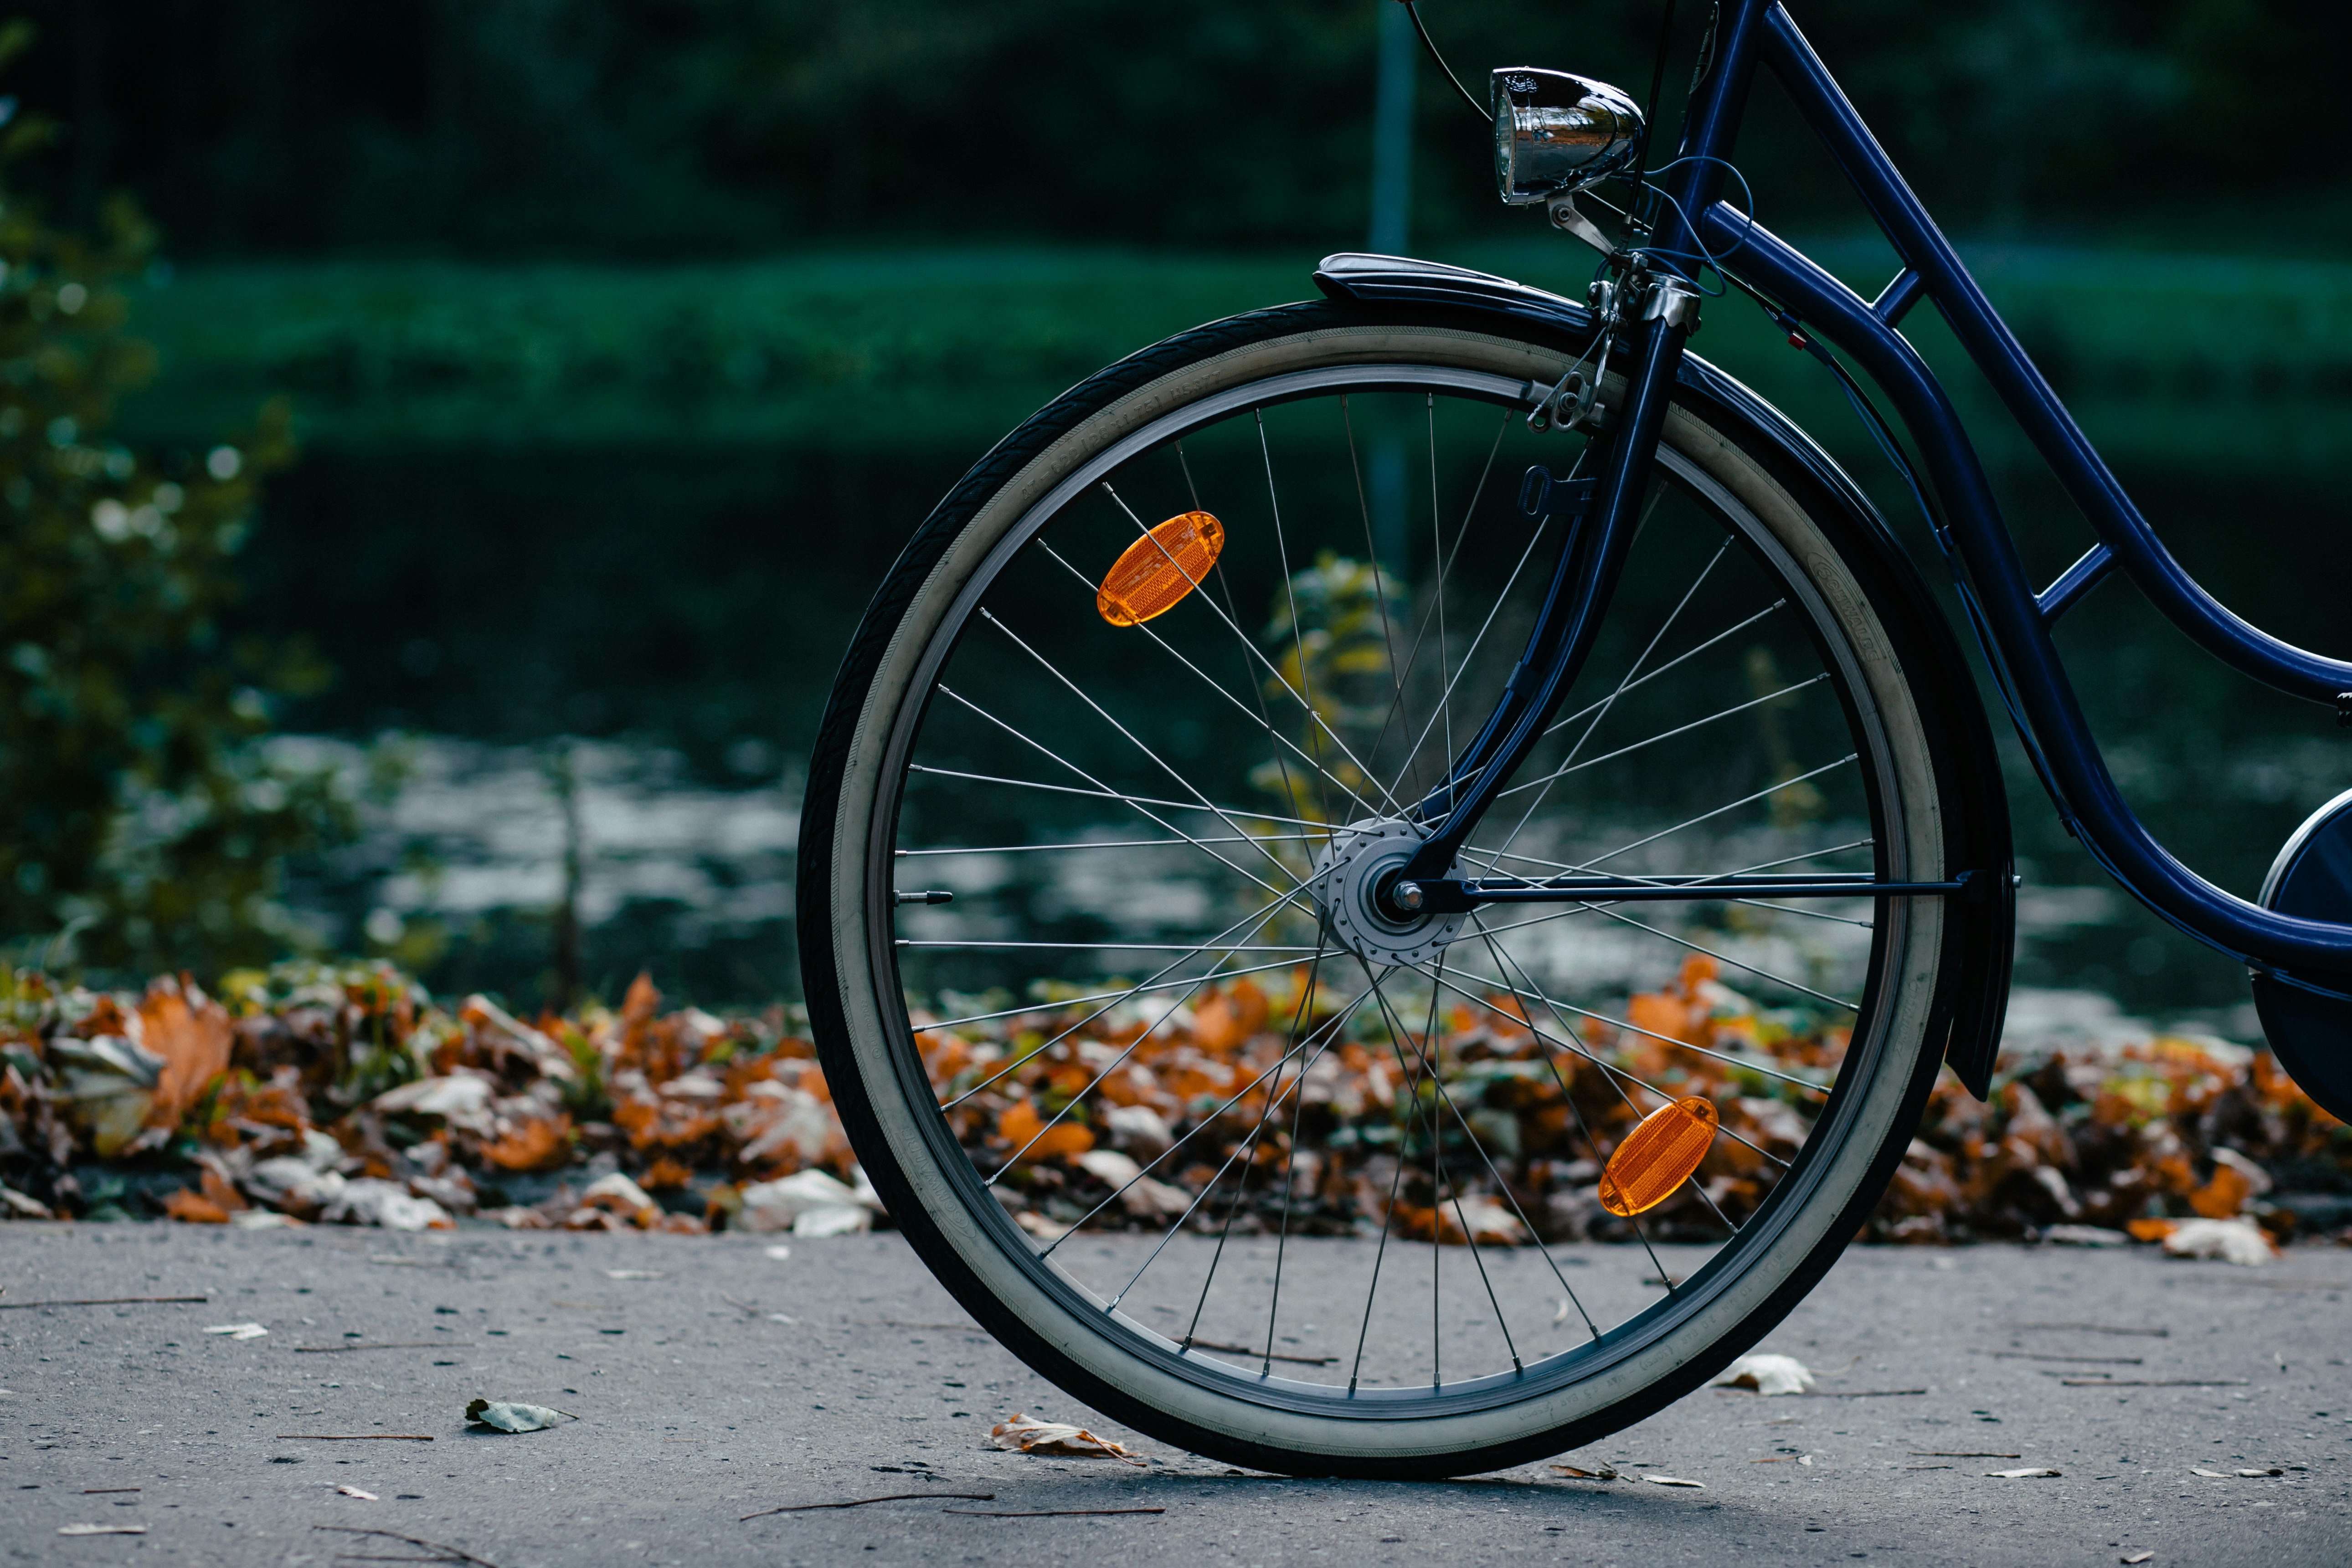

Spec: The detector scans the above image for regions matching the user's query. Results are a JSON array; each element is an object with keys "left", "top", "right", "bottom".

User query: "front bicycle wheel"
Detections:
[{"left": 799, "top": 299, "right": 1963, "bottom": 1477}]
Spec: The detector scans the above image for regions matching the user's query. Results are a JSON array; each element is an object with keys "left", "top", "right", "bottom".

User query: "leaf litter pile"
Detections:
[{"left": 1, "top": 956, "right": 2344, "bottom": 1258}]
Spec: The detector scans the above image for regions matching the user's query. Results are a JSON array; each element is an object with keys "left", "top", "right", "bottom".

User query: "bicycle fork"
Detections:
[{"left": 1380, "top": 298, "right": 1695, "bottom": 916}]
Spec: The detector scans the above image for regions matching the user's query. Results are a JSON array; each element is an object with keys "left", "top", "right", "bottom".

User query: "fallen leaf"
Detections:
[
  {"left": 463, "top": 1399, "right": 577, "bottom": 1433},
  {"left": 737, "top": 1169, "right": 878, "bottom": 1236},
  {"left": 1712, "top": 1353, "right": 1816, "bottom": 1396},
  {"left": 602, "top": 1270, "right": 664, "bottom": 1280},
  {"left": 0, "top": 1182, "right": 55, "bottom": 1218},
  {"left": 2159, "top": 1217, "right": 2276, "bottom": 1266},
  {"left": 2191, "top": 1468, "right": 2230, "bottom": 1478},
  {"left": 1641, "top": 1474, "right": 1704, "bottom": 1488},
  {"left": 763, "top": 1245, "right": 792, "bottom": 1260},
  {"left": 203, "top": 1322, "right": 268, "bottom": 1340},
  {"left": 163, "top": 1188, "right": 232, "bottom": 1224},
  {"left": 988, "top": 1412, "right": 1144, "bottom": 1465},
  {"left": 57, "top": 1524, "right": 148, "bottom": 1536},
  {"left": 1986, "top": 1468, "right": 2062, "bottom": 1478},
  {"left": 1548, "top": 1463, "right": 1619, "bottom": 1481},
  {"left": 2041, "top": 1224, "right": 2129, "bottom": 1247},
  {"left": 2236, "top": 1467, "right": 2285, "bottom": 1478},
  {"left": 2121, "top": 1553, "right": 2155, "bottom": 1565},
  {"left": 336, "top": 1485, "right": 379, "bottom": 1500},
  {"left": 137, "top": 979, "right": 234, "bottom": 1127},
  {"left": 996, "top": 1099, "right": 1093, "bottom": 1160}
]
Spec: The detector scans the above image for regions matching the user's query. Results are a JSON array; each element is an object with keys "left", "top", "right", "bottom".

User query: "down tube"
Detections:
[{"left": 1699, "top": 208, "right": 2352, "bottom": 982}]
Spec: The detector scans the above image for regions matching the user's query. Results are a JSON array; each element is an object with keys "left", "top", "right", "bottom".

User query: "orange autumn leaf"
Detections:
[
  {"left": 640, "top": 1156, "right": 695, "bottom": 1191},
  {"left": 139, "top": 980, "right": 234, "bottom": 1130},
  {"left": 2187, "top": 1162, "right": 2252, "bottom": 1219},
  {"left": 481, "top": 1112, "right": 574, "bottom": 1172},
  {"left": 1192, "top": 979, "right": 1272, "bottom": 1053},
  {"left": 162, "top": 1188, "right": 231, "bottom": 1224},
  {"left": 998, "top": 1098, "right": 1093, "bottom": 1159},
  {"left": 1625, "top": 989, "right": 1690, "bottom": 1045}
]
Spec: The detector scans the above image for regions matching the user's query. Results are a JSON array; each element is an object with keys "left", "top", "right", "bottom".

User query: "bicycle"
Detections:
[{"left": 796, "top": 0, "right": 2352, "bottom": 1478}]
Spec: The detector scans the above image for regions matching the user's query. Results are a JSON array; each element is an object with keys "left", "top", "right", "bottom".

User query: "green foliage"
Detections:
[
  {"left": 1256, "top": 549, "right": 1405, "bottom": 814},
  {"left": 17, "top": 1, "right": 2352, "bottom": 257},
  {"left": 0, "top": 23, "right": 350, "bottom": 977}
]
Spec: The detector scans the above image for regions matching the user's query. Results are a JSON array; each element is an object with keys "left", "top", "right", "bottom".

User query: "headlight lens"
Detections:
[{"left": 1492, "top": 68, "right": 1642, "bottom": 205}]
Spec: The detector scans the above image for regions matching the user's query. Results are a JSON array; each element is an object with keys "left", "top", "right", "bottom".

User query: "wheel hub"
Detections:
[{"left": 1310, "top": 819, "right": 1467, "bottom": 969}]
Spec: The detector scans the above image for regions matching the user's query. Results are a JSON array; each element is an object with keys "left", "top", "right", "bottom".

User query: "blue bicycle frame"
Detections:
[{"left": 1403, "top": 0, "right": 2352, "bottom": 990}]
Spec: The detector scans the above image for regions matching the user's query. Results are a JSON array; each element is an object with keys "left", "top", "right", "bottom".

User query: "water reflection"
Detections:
[{"left": 230, "top": 363, "right": 2348, "bottom": 1028}]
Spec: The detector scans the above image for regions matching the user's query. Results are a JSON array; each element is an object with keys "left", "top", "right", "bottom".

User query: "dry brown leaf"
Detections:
[
  {"left": 138, "top": 980, "right": 234, "bottom": 1129},
  {"left": 987, "top": 1413, "right": 1145, "bottom": 1465},
  {"left": 162, "top": 1188, "right": 231, "bottom": 1224}
]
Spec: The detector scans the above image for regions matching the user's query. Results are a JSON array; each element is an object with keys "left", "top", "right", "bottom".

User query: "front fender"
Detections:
[{"left": 1315, "top": 253, "right": 2015, "bottom": 1097}]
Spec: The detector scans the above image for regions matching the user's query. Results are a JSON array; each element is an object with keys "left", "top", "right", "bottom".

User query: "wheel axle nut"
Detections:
[{"left": 1393, "top": 881, "right": 1424, "bottom": 912}]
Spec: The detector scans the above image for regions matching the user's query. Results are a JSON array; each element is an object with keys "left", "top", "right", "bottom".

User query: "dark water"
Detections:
[{"left": 232, "top": 354, "right": 2352, "bottom": 1030}]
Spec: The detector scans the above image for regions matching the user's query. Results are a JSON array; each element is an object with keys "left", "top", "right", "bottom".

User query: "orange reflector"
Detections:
[
  {"left": 1097, "top": 510, "right": 1225, "bottom": 627},
  {"left": 1596, "top": 1096, "right": 1719, "bottom": 1218}
]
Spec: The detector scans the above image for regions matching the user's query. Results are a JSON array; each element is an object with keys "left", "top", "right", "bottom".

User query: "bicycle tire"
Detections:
[{"left": 798, "top": 298, "right": 1970, "bottom": 1478}]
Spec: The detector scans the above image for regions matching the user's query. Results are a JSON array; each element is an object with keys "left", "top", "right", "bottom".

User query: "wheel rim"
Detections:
[{"left": 849, "top": 355, "right": 1927, "bottom": 1434}]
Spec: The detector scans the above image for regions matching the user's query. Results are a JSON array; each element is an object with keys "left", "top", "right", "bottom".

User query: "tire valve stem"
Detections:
[{"left": 894, "top": 889, "right": 955, "bottom": 906}]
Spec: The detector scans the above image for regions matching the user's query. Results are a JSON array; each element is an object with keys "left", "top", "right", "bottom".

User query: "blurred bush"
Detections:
[{"left": 0, "top": 21, "right": 351, "bottom": 977}]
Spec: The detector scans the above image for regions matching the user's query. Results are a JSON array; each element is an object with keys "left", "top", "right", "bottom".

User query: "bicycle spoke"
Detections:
[
  {"left": 1446, "top": 932, "right": 1708, "bottom": 1274},
  {"left": 1428, "top": 394, "right": 1455, "bottom": 773},
  {"left": 1035, "top": 539, "right": 1384, "bottom": 824},
  {"left": 1358, "top": 411, "right": 1518, "bottom": 797},
  {"left": 1358, "top": 960, "right": 1526, "bottom": 1377},
  {"left": 989, "top": 910, "right": 1351, "bottom": 1180},
  {"left": 1491, "top": 673, "right": 1830, "bottom": 801},
  {"left": 906, "top": 764, "right": 1327, "bottom": 829},
  {"left": 900, "top": 833, "right": 1334, "bottom": 857},
  {"left": 1182, "top": 945, "right": 1339, "bottom": 1368},
  {"left": 1255, "top": 406, "right": 1345, "bottom": 837},
  {"left": 1258, "top": 936, "right": 1333, "bottom": 1377},
  {"left": 922, "top": 953, "right": 1323, "bottom": 1032},
  {"left": 1468, "top": 927, "right": 1745, "bottom": 1237},
  {"left": 1581, "top": 903, "right": 1862, "bottom": 1012},
  {"left": 1096, "top": 482, "right": 1406, "bottom": 818},
  {"left": 1485, "top": 522, "right": 1717, "bottom": 864},
  {"left": 1340, "top": 395, "right": 1405, "bottom": 714},
  {"left": 969, "top": 618, "right": 1303, "bottom": 891},
  {"left": 1382, "top": 510, "right": 1554, "bottom": 799},
  {"left": 1538, "top": 598, "right": 1790, "bottom": 741},
  {"left": 1079, "top": 983, "right": 1375, "bottom": 1303},
  {"left": 937, "top": 882, "right": 1321, "bottom": 1110},
  {"left": 1583, "top": 754, "right": 1861, "bottom": 869},
  {"left": 1422, "top": 944, "right": 1826, "bottom": 1109}
]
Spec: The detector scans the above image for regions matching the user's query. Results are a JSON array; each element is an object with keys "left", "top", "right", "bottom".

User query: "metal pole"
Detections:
[{"left": 1368, "top": 1, "right": 1417, "bottom": 255}]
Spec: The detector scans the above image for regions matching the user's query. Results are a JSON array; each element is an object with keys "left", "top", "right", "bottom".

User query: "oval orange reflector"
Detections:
[
  {"left": 1097, "top": 510, "right": 1225, "bottom": 627},
  {"left": 1596, "top": 1096, "right": 1719, "bottom": 1218}
]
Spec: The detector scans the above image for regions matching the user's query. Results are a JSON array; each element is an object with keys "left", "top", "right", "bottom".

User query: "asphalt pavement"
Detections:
[{"left": 3, "top": 1224, "right": 2348, "bottom": 1566}]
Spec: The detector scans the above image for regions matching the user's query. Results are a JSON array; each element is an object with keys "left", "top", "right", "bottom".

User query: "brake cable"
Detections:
[{"left": 1401, "top": 3, "right": 1490, "bottom": 123}]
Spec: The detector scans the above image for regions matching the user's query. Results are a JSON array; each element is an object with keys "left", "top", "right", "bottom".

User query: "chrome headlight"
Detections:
[{"left": 1493, "top": 68, "right": 1642, "bottom": 205}]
